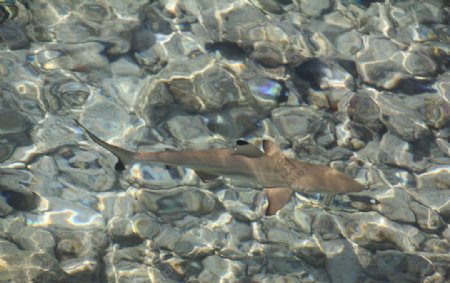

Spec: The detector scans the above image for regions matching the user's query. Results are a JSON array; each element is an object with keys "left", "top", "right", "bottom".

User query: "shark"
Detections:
[{"left": 75, "top": 120, "right": 366, "bottom": 215}]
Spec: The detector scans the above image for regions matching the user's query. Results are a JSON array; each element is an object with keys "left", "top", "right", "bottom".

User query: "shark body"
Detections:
[{"left": 76, "top": 121, "right": 365, "bottom": 215}]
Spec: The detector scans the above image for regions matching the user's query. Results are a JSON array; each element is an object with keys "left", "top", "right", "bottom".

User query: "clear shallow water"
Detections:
[{"left": 0, "top": 0, "right": 449, "bottom": 282}]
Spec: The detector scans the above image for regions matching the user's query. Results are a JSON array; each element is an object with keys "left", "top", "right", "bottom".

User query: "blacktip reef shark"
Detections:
[{"left": 75, "top": 120, "right": 366, "bottom": 215}]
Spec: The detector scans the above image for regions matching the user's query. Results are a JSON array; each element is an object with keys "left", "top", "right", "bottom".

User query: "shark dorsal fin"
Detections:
[
  {"left": 232, "top": 140, "right": 264, "bottom": 158},
  {"left": 262, "top": 139, "right": 281, "bottom": 156}
]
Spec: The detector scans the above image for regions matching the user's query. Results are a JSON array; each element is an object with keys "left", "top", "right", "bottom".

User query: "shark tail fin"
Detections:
[{"left": 74, "top": 119, "right": 136, "bottom": 171}]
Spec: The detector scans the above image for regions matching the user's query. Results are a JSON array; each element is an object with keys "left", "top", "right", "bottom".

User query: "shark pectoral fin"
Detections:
[
  {"left": 263, "top": 188, "right": 294, "bottom": 216},
  {"left": 232, "top": 140, "right": 264, "bottom": 158},
  {"left": 262, "top": 139, "right": 281, "bottom": 157},
  {"left": 196, "top": 171, "right": 219, "bottom": 183}
]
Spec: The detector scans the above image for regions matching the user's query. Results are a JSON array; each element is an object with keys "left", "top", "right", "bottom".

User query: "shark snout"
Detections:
[{"left": 330, "top": 171, "right": 365, "bottom": 193}]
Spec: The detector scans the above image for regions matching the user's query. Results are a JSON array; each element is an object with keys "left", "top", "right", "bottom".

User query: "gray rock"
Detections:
[
  {"left": 127, "top": 163, "right": 198, "bottom": 189},
  {"left": 52, "top": 145, "right": 116, "bottom": 192},
  {"left": 292, "top": 237, "right": 326, "bottom": 266},
  {"left": 164, "top": 114, "right": 215, "bottom": 145},
  {"left": 0, "top": 197, "right": 13, "bottom": 216},
  {"left": 324, "top": 11, "right": 356, "bottom": 29},
  {"left": 252, "top": 258, "right": 329, "bottom": 282},
  {"left": 138, "top": 80, "right": 174, "bottom": 119},
  {"left": 138, "top": 187, "right": 217, "bottom": 217},
  {"left": 79, "top": 3, "right": 110, "bottom": 23},
  {"left": 26, "top": 197, "right": 105, "bottom": 230},
  {"left": 250, "top": 41, "right": 288, "bottom": 67},
  {"left": 335, "top": 120, "right": 374, "bottom": 150},
  {"left": 0, "top": 109, "right": 33, "bottom": 162},
  {"left": 358, "top": 36, "right": 401, "bottom": 62},
  {"left": 134, "top": 44, "right": 168, "bottom": 73},
  {"left": 193, "top": 65, "right": 243, "bottom": 111},
  {"left": 154, "top": 225, "right": 181, "bottom": 250},
  {"left": 443, "top": 225, "right": 450, "bottom": 242},
  {"left": 379, "top": 132, "right": 427, "bottom": 172},
  {"left": 355, "top": 36, "right": 431, "bottom": 92},
  {"left": 371, "top": 250, "right": 433, "bottom": 283},
  {"left": 44, "top": 79, "right": 91, "bottom": 110},
  {"left": 436, "top": 73, "right": 450, "bottom": 102},
  {"left": 130, "top": 213, "right": 160, "bottom": 239},
  {"left": 60, "top": 256, "right": 100, "bottom": 280},
  {"left": 102, "top": 76, "right": 145, "bottom": 108},
  {"left": 336, "top": 30, "right": 363, "bottom": 56},
  {"left": 416, "top": 166, "right": 450, "bottom": 190},
  {"left": 131, "top": 26, "right": 156, "bottom": 52},
  {"left": 222, "top": 199, "right": 260, "bottom": 222},
  {"left": 0, "top": 239, "right": 65, "bottom": 282},
  {"left": 408, "top": 190, "right": 450, "bottom": 220},
  {"left": 199, "top": 255, "right": 245, "bottom": 282},
  {"left": 375, "top": 93, "right": 429, "bottom": 142},
  {"left": 107, "top": 216, "right": 134, "bottom": 240},
  {"left": 342, "top": 212, "right": 425, "bottom": 252},
  {"left": 200, "top": 3, "right": 267, "bottom": 43},
  {"left": 98, "top": 193, "right": 136, "bottom": 220},
  {"left": 297, "top": 0, "right": 332, "bottom": 17},
  {"left": 55, "top": 229, "right": 107, "bottom": 261},
  {"left": 79, "top": 100, "right": 131, "bottom": 140},
  {"left": 0, "top": 169, "right": 40, "bottom": 212},
  {"left": 403, "top": 51, "right": 437, "bottom": 76},
  {"left": 0, "top": 21, "right": 29, "bottom": 50},
  {"left": 344, "top": 91, "right": 384, "bottom": 132},
  {"left": 291, "top": 209, "right": 312, "bottom": 234},
  {"left": 57, "top": 237, "right": 85, "bottom": 257},
  {"left": 436, "top": 138, "right": 450, "bottom": 157},
  {"left": 410, "top": 200, "right": 443, "bottom": 231},
  {"left": 253, "top": 0, "right": 285, "bottom": 14},
  {"left": 371, "top": 187, "right": 416, "bottom": 223},
  {"left": 423, "top": 237, "right": 450, "bottom": 254},
  {"left": 246, "top": 76, "right": 286, "bottom": 111},
  {"left": 0, "top": 218, "right": 55, "bottom": 252},
  {"left": 272, "top": 106, "right": 333, "bottom": 142},
  {"left": 0, "top": 109, "right": 30, "bottom": 135},
  {"left": 358, "top": 58, "right": 407, "bottom": 90},
  {"left": 52, "top": 17, "right": 98, "bottom": 44},
  {"left": 312, "top": 212, "right": 342, "bottom": 240},
  {"left": 414, "top": 2, "right": 446, "bottom": 24},
  {"left": 110, "top": 57, "right": 143, "bottom": 76},
  {"left": 203, "top": 106, "right": 263, "bottom": 140},
  {"left": 422, "top": 97, "right": 450, "bottom": 129},
  {"left": 12, "top": 227, "right": 55, "bottom": 252},
  {"left": 29, "top": 42, "right": 110, "bottom": 71},
  {"left": 173, "top": 237, "right": 214, "bottom": 258},
  {"left": 324, "top": 240, "right": 365, "bottom": 283},
  {"left": 103, "top": 242, "right": 177, "bottom": 282}
]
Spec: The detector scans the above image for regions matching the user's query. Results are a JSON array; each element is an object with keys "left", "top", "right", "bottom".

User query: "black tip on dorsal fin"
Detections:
[
  {"left": 115, "top": 160, "right": 126, "bottom": 171},
  {"left": 236, "top": 140, "right": 249, "bottom": 146}
]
